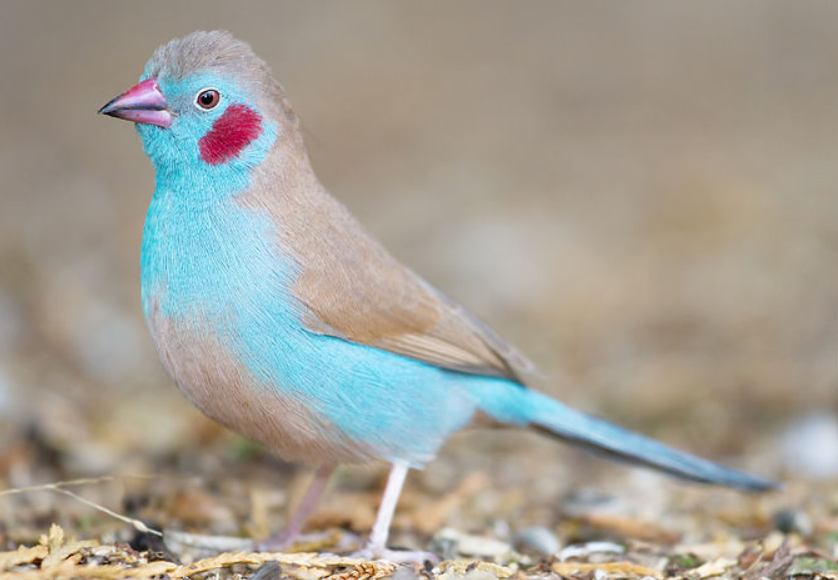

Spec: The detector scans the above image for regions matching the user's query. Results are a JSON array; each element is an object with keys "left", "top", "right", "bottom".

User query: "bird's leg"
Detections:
[
  {"left": 353, "top": 461, "right": 439, "bottom": 563},
  {"left": 367, "top": 461, "right": 408, "bottom": 550},
  {"left": 258, "top": 464, "right": 334, "bottom": 551}
]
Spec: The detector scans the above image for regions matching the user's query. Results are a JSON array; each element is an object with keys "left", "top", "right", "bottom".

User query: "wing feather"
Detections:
[{"left": 247, "top": 159, "right": 538, "bottom": 383}]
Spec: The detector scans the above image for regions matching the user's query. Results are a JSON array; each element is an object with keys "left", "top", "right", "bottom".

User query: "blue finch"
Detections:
[{"left": 99, "top": 31, "right": 775, "bottom": 561}]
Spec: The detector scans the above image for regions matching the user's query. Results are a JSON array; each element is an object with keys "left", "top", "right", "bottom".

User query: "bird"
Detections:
[{"left": 98, "top": 31, "right": 776, "bottom": 561}]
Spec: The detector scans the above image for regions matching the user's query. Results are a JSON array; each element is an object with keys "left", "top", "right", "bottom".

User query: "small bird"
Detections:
[{"left": 99, "top": 31, "right": 776, "bottom": 560}]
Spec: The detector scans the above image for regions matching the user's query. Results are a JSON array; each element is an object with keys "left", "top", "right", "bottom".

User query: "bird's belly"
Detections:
[
  {"left": 145, "top": 299, "right": 375, "bottom": 464},
  {"left": 144, "top": 289, "right": 482, "bottom": 466}
]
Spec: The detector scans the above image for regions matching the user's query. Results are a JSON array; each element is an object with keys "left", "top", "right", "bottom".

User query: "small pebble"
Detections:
[
  {"left": 249, "top": 561, "right": 281, "bottom": 580},
  {"left": 435, "top": 528, "right": 512, "bottom": 558},
  {"left": 774, "top": 509, "right": 814, "bottom": 536},
  {"left": 512, "top": 526, "right": 561, "bottom": 556},
  {"left": 779, "top": 412, "right": 838, "bottom": 480},
  {"left": 428, "top": 535, "right": 458, "bottom": 562},
  {"left": 559, "top": 542, "right": 625, "bottom": 560}
]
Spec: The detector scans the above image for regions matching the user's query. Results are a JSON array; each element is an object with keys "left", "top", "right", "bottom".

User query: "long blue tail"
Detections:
[{"left": 479, "top": 385, "right": 777, "bottom": 491}]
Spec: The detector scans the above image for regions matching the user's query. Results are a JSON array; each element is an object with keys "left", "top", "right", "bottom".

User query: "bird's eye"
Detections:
[{"left": 195, "top": 88, "right": 220, "bottom": 110}]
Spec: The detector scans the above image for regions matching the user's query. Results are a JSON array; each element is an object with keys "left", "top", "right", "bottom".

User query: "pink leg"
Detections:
[
  {"left": 367, "top": 461, "right": 409, "bottom": 550},
  {"left": 258, "top": 465, "right": 334, "bottom": 550},
  {"left": 353, "top": 462, "right": 438, "bottom": 563}
]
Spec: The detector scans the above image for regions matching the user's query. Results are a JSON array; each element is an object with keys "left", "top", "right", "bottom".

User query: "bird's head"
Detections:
[{"left": 99, "top": 31, "right": 300, "bottom": 179}]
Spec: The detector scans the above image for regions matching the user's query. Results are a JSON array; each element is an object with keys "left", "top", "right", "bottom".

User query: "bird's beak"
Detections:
[{"left": 98, "top": 78, "right": 172, "bottom": 128}]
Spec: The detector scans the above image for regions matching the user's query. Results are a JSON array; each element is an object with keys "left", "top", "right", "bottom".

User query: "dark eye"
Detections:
[{"left": 196, "top": 88, "right": 220, "bottom": 110}]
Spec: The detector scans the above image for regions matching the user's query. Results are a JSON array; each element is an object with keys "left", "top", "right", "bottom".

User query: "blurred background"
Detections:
[{"left": 1, "top": 0, "right": 837, "bottom": 548}]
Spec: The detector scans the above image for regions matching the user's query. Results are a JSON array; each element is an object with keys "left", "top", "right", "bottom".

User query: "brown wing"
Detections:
[
  {"left": 300, "top": 264, "right": 538, "bottom": 382},
  {"left": 248, "top": 166, "right": 538, "bottom": 383}
]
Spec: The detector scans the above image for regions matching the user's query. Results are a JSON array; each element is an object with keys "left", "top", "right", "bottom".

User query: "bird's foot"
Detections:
[{"left": 351, "top": 543, "right": 439, "bottom": 564}]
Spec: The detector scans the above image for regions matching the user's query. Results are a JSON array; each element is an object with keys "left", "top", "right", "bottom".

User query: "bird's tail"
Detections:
[
  {"left": 525, "top": 390, "right": 777, "bottom": 491},
  {"left": 476, "top": 383, "right": 777, "bottom": 491}
]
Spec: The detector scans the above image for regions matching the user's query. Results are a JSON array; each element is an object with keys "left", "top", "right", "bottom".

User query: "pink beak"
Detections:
[{"left": 98, "top": 78, "right": 172, "bottom": 128}]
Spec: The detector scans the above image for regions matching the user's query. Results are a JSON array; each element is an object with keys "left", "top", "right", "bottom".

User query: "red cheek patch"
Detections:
[{"left": 199, "top": 104, "right": 263, "bottom": 165}]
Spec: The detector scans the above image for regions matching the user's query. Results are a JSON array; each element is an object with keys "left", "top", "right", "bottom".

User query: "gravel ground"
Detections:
[{"left": 1, "top": 2, "right": 837, "bottom": 578}]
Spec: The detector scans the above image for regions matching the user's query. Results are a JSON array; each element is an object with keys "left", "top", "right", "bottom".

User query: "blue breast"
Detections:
[{"left": 140, "top": 156, "right": 512, "bottom": 465}]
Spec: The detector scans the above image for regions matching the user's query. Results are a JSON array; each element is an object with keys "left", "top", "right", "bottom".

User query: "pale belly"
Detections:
[{"left": 145, "top": 293, "right": 381, "bottom": 464}]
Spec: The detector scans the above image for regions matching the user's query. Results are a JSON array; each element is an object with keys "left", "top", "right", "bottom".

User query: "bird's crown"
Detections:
[{"left": 144, "top": 31, "right": 284, "bottom": 108}]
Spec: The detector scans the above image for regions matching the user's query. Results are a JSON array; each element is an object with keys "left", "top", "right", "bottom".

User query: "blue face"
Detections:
[{"left": 135, "top": 71, "right": 277, "bottom": 184}]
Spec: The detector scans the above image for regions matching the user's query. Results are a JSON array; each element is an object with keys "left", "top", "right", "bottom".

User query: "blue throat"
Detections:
[{"left": 140, "top": 101, "right": 279, "bottom": 311}]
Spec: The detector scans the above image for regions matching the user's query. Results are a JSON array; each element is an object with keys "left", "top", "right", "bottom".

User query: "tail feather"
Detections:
[{"left": 525, "top": 390, "right": 777, "bottom": 491}]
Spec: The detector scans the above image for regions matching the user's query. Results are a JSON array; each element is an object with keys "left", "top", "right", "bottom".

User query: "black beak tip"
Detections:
[{"left": 97, "top": 97, "right": 119, "bottom": 116}]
